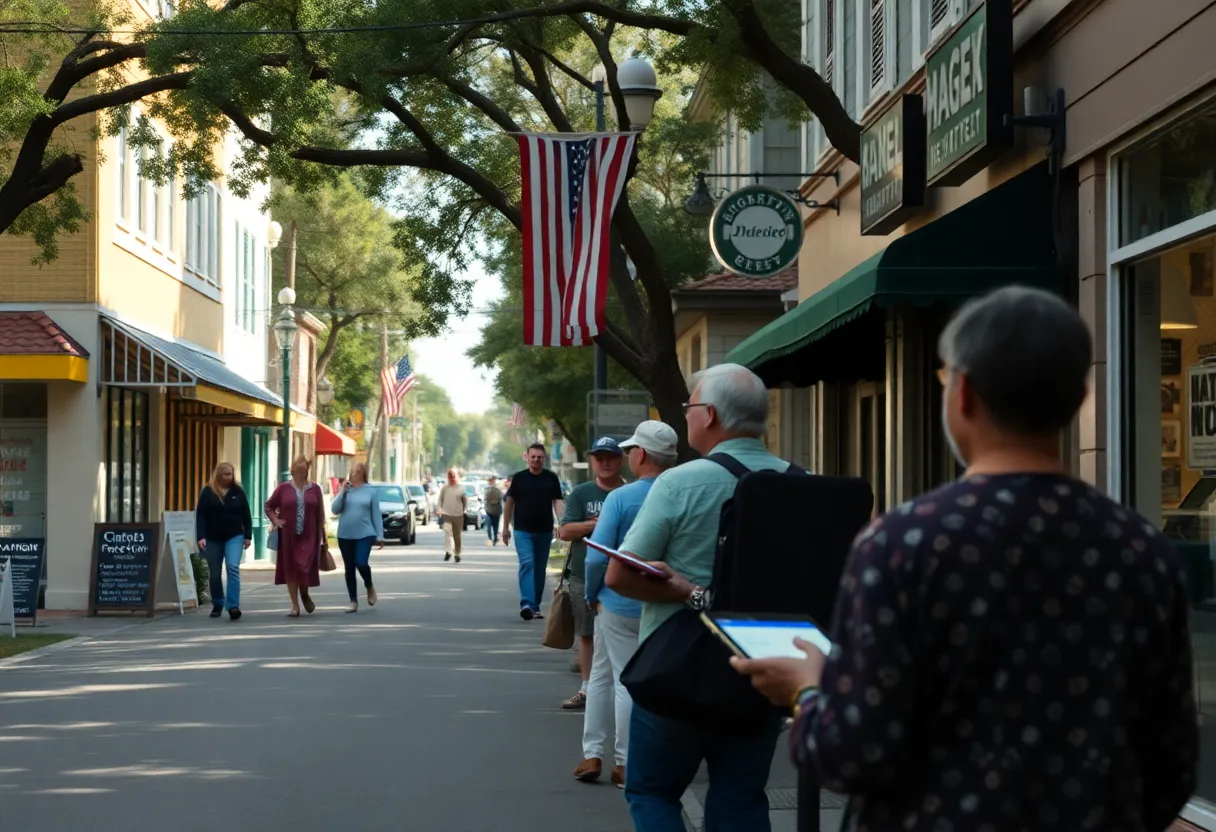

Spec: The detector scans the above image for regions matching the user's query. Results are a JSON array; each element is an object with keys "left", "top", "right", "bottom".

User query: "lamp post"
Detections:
[
  {"left": 317, "top": 375, "right": 335, "bottom": 410},
  {"left": 273, "top": 287, "right": 299, "bottom": 483},
  {"left": 590, "top": 58, "right": 661, "bottom": 392}
]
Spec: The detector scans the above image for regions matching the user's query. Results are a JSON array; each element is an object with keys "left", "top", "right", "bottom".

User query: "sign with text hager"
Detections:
[{"left": 924, "top": 0, "right": 1013, "bottom": 187}]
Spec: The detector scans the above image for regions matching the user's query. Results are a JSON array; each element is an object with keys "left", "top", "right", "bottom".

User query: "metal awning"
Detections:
[{"left": 101, "top": 317, "right": 315, "bottom": 432}]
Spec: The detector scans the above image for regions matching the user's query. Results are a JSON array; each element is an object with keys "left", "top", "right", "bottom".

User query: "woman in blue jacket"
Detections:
[
  {"left": 194, "top": 462, "right": 252, "bottom": 620},
  {"left": 330, "top": 462, "right": 384, "bottom": 613}
]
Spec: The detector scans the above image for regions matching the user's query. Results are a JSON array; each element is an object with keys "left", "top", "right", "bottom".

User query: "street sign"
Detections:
[
  {"left": 709, "top": 185, "right": 802, "bottom": 277},
  {"left": 89, "top": 522, "right": 160, "bottom": 617},
  {"left": 588, "top": 390, "right": 651, "bottom": 448}
]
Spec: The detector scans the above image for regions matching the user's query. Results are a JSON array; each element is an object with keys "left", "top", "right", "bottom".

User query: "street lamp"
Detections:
[
  {"left": 267, "top": 220, "right": 283, "bottom": 250},
  {"left": 273, "top": 286, "right": 299, "bottom": 483},
  {"left": 317, "top": 376, "right": 335, "bottom": 407},
  {"left": 684, "top": 172, "right": 716, "bottom": 217},
  {"left": 615, "top": 57, "right": 662, "bottom": 132}
]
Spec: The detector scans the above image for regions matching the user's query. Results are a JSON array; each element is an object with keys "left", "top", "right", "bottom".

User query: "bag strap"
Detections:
[
  {"left": 557, "top": 541, "right": 574, "bottom": 589},
  {"left": 707, "top": 453, "right": 751, "bottom": 479}
]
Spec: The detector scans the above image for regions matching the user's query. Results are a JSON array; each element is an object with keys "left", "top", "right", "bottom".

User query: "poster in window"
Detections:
[
  {"left": 1191, "top": 250, "right": 1215, "bottom": 297},
  {"left": 1162, "top": 338, "right": 1183, "bottom": 376},
  {"left": 1188, "top": 364, "right": 1216, "bottom": 468},
  {"left": 1162, "top": 463, "right": 1182, "bottom": 504},
  {"left": 1162, "top": 420, "right": 1182, "bottom": 458}
]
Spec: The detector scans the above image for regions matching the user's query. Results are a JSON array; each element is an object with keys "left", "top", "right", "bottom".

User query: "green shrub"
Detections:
[{"left": 191, "top": 553, "right": 210, "bottom": 605}]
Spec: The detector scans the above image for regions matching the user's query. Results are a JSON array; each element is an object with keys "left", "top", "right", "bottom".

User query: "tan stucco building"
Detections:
[{"left": 723, "top": 0, "right": 1216, "bottom": 822}]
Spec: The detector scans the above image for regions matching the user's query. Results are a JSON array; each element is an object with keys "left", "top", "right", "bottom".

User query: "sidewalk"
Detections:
[{"left": 680, "top": 725, "right": 845, "bottom": 832}]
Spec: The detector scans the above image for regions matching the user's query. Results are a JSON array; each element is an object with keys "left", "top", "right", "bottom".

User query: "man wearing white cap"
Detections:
[{"left": 572, "top": 420, "right": 679, "bottom": 789}]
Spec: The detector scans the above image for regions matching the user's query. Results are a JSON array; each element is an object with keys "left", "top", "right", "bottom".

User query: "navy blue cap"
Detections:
[{"left": 589, "top": 436, "right": 623, "bottom": 456}]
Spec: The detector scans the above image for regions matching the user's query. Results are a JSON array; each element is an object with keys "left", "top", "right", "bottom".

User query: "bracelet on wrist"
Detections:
[{"left": 790, "top": 685, "right": 819, "bottom": 716}]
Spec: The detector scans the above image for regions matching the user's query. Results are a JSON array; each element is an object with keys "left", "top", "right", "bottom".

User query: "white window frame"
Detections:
[
  {"left": 927, "top": 0, "right": 966, "bottom": 52},
  {"left": 801, "top": 0, "right": 818, "bottom": 173},
  {"left": 184, "top": 182, "right": 221, "bottom": 294},
  {"left": 862, "top": 0, "right": 897, "bottom": 112},
  {"left": 817, "top": 0, "right": 844, "bottom": 165},
  {"left": 116, "top": 122, "right": 129, "bottom": 224}
]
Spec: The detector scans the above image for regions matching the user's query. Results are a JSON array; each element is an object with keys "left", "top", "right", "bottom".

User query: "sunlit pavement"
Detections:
[{"left": 0, "top": 525, "right": 630, "bottom": 832}]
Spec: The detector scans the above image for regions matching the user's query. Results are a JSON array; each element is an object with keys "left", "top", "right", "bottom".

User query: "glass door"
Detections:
[{"left": 241, "top": 427, "right": 270, "bottom": 560}]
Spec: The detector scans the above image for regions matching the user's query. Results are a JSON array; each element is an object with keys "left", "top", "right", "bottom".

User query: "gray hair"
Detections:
[
  {"left": 689, "top": 363, "right": 769, "bottom": 437},
  {"left": 938, "top": 286, "right": 1091, "bottom": 435},
  {"left": 647, "top": 450, "right": 678, "bottom": 469}
]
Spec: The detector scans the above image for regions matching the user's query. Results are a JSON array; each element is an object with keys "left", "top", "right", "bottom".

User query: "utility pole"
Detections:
[
  {"left": 593, "top": 80, "right": 609, "bottom": 393},
  {"left": 277, "top": 221, "right": 299, "bottom": 484},
  {"left": 380, "top": 320, "right": 391, "bottom": 482}
]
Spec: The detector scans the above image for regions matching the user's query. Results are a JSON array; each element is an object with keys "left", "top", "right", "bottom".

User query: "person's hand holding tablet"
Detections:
[{"left": 730, "top": 633, "right": 829, "bottom": 710}]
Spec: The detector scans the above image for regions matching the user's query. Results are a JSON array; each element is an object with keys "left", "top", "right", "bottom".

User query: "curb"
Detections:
[{"left": 0, "top": 635, "right": 92, "bottom": 668}]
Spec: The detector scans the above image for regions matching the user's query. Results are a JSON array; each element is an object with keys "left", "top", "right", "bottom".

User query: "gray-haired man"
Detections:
[{"left": 607, "top": 364, "right": 790, "bottom": 831}]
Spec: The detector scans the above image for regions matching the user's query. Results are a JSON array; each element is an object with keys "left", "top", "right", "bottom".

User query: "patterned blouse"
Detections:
[
  {"left": 791, "top": 473, "right": 1197, "bottom": 832},
  {"left": 292, "top": 483, "right": 307, "bottom": 535}
]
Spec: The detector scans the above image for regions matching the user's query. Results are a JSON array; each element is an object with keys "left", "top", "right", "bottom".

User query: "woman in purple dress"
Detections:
[{"left": 266, "top": 455, "right": 328, "bottom": 617}]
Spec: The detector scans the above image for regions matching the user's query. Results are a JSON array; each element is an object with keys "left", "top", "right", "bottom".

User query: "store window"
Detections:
[
  {"left": 105, "top": 388, "right": 149, "bottom": 523},
  {"left": 0, "top": 384, "right": 48, "bottom": 540},
  {"left": 1118, "top": 101, "right": 1216, "bottom": 810}
]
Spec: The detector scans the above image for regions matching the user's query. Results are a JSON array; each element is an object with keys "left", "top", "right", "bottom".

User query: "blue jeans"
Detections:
[
  {"left": 204, "top": 535, "right": 243, "bottom": 610},
  {"left": 626, "top": 705, "right": 781, "bottom": 832},
  {"left": 513, "top": 530, "right": 552, "bottom": 611},
  {"left": 337, "top": 536, "right": 375, "bottom": 602},
  {"left": 485, "top": 513, "right": 501, "bottom": 542}
]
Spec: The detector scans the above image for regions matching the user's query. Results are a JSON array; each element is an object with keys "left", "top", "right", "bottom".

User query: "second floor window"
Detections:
[
  {"left": 234, "top": 224, "right": 258, "bottom": 334},
  {"left": 185, "top": 183, "right": 220, "bottom": 287}
]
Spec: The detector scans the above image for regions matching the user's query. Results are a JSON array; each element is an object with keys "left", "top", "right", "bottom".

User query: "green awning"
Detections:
[{"left": 726, "top": 163, "right": 1061, "bottom": 378}]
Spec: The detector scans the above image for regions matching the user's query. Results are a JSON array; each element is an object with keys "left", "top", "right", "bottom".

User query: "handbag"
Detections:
[
  {"left": 542, "top": 545, "right": 575, "bottom": 650},
  {"left": 267, "top": 528, "right": 278, "bottom": 550},
  {"left": 319, "top": 545, "right": 337, "bottom": 572}
]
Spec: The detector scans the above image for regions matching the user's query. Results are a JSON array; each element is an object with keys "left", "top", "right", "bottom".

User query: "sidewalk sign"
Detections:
[
  {"left": 158, "top": 512, "right": 198, "bottom": 614},
  {"left": 0, "top": 538, "right": 45, "bottom": 626},
  {"left": 0, "top": 559, "right": 14, "bottom": 638},
  {"left": 88, "top": 523, "right": 160, "bottom": 617}
]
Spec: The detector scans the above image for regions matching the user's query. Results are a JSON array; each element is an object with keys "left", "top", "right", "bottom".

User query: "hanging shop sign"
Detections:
[
  {"left": 861, "top": 94, "right": 927, "bottom": 235},
  {"left": 709, "top": 185, "right": 803, "bottom": 277},
  {"left": 924, "top": 0, "right": 1013, "bottom": 187}
]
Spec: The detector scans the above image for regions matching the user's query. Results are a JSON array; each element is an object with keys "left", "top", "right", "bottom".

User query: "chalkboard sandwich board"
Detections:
[
  {"left": 89, "top": 523, "right": 160, "bottom": 617},
  {"left": 0, "top": 538, "right": 45, "bottom": 625}
]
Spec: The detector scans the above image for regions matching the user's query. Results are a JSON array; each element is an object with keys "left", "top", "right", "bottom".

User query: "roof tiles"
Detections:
[{"left": 0, "top": 311, "right": 89, "bottom": 357}]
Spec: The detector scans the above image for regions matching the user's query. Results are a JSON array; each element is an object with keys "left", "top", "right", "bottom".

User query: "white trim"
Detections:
[
  {"left": 854, "top": 0, "right": 865, "bottom": 118},
  {"left": 1182, "top": 798, "right": 1216, "bottom": 829},
  {"left": 911, "top": 0, "right": 925, "bottom": 71},
  {"left": 1108, "top": 209, "right": 1216, "bottom": 267}
]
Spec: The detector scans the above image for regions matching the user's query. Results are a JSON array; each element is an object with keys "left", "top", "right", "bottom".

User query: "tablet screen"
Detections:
[{"left": 716, "top": 618, "right": 833, "bottom": 659}]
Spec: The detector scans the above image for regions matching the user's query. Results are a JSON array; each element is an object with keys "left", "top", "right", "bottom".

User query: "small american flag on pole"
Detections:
[
  {"left": 515, "top": 131, "right": 637, "bottom": 347},
  {"left": 380, "top": 355, "right": 416, "bottom": 417}
]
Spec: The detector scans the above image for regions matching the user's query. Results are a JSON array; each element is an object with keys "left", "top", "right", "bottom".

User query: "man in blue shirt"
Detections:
[{"left": 573, "top": 421, "right": 679, "bottom": 789}]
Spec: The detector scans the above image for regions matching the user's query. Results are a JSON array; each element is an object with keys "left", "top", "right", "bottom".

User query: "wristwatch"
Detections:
[{"left": 686, "top": 585, "right": 709, "bottom": 611}]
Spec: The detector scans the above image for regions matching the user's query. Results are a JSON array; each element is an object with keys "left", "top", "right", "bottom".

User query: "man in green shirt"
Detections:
[
  {"left": 557, "top": 436, "right": 624, "bottom": 710},
  {"left": 607, "top": 364, "right": 791, "bottom": 832}
]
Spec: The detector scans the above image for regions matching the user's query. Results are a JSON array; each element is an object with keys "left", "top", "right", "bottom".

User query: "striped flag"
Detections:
[
  {"left": 380, "top": 355, "right": 416, "bottom": 417},
  {"left": 515, "top": 131, "right": 637, "bottom": 346}
]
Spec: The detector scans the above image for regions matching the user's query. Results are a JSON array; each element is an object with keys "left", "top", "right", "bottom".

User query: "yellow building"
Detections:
[{"left": 0, "top": 2, "right": 312, "bottom": 608}]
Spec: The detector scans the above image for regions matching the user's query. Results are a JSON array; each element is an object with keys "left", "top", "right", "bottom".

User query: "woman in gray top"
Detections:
[{"left": 330, "top": 462, "right": 384, "bottom": 613}]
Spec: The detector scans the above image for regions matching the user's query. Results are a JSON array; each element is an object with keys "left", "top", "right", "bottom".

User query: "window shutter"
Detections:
[
  {"left": 824, "top": 0, "right": 836, "bottom": 87},
  {"left": 870, "top": 0, "right": 886, "bottom": 92},
  {"left": 930, "top": 0, "right": 949, "bottom": 28}
]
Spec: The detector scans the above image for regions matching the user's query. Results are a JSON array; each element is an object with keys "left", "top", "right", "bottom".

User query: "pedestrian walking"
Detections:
[
  {"left": 330, "top": 462, "right": 383, "bottom": 613},
  {"left": 194, "top": 462, "right": 252, "bottom": 621},
  {"left": 438, "top": 469, "right": 467, "bottom": 563},
  {"left": 606, "top": 364, "right": 792, "bottom": 831},
  {"left": 483, "top": 476, "right": 504, "bottom": 546},
  {"left": 558, "top": 437, "right": 626, "bottom": 711},
  {"left": 573, "top": 421, "right": 678, "bottom": 788},
  {"left": 265, "top": 455, "right": 329, "bottom": 617},
  {"left": 503, "top": 444, "right": 564, "bottom": 621},
  {"left": 733, "top": 286, "right": 1199, "bottom": 831}
]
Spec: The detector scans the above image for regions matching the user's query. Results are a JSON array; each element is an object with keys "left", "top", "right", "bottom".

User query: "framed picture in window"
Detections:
[
  {"left": 1163, "top": 420, "right": 1183, "bottom": 458},
  {"left": 1162, "top": 463, "right": 1183, "bottom": 504},
  {"left": 1191, "top": 249, "right": 1215, "bottom": 297}
]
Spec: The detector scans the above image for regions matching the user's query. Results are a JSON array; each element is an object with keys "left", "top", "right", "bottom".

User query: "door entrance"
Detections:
[{"left": 241, "top": 428, "right": 271, "bottom": 560}]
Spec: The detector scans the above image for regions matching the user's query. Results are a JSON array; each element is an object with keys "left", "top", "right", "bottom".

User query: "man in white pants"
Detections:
[{"left": 573, "top": 421, "right": 679, "bottom": 788}]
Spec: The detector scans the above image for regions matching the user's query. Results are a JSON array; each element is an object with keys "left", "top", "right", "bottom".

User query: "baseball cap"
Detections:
[
  {"left": 618, "top": 421, "right": 678, "bottom": 456},
  {"left": 589, "top": 436, "right": 623, "bottom": 456}
]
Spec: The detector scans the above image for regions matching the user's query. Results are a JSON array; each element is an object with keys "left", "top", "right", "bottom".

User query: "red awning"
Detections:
[{"left": 315, "top": 421, "right": 356, "bottom": 456}]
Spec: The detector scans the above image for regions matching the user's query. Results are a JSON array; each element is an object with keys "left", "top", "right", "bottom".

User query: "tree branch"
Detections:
[{"left": 593, "top": 321, "right": 645, "bottom": 382}]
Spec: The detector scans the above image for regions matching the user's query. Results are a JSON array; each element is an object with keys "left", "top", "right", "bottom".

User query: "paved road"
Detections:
[{"left": 0, "top": 526, "right": 629, "bottom": 832}]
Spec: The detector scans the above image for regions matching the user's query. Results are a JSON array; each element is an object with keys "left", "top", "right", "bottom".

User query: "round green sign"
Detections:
[{"left": 709, "top": 185, "right": 803, "bottom": 277}]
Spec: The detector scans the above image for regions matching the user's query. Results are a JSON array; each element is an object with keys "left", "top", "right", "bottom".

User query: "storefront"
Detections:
[{"left": 1104, "top": 91, "right": 1216, "bottom": 826}]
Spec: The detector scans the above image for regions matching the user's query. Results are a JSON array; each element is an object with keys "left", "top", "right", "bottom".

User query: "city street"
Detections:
[{"left": 0, "top": 526, "right": 631, "bottom": 832}]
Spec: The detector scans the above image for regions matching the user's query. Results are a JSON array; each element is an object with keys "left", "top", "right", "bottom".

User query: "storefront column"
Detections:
[
  {"left": 1076, "top": 154, "right": 1109, "bottom": 490},
  {"left": 44, "top": 310, "right": 102, "bottom": 610}
]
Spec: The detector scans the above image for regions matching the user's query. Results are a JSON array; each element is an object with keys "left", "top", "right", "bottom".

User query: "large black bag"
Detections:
[{"left": 621, "top": 455, "right": 873, "bottom": 733}]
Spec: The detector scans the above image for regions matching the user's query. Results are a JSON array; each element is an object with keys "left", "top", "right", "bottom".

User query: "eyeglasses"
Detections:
[{"left": 681, "top": 402, "right": 712, "bottom": 414}]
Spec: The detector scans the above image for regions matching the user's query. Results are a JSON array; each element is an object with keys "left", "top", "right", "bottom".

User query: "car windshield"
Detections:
[
  {"left": 464, "top": 484, "right": 476, "bottom": 496},
  {"left": 406, "top": 485, "right": 425, "bottom": 498},
  {"left": 375, "top": 486, "right": 405, "bottom": 503}
]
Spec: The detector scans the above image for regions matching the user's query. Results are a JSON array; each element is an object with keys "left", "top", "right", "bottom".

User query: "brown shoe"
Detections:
[
  {"left": 611, "top": 765, "right": 625, "bottom": 789},
  {"left": 367, "top": 586, "right": 377, "bottom": 606},
  {"left": 561, "top": 690, "right": 587, "bottom": 710},
  {"left": 573, "top": 758, "right": 602, "bottom": 782}
]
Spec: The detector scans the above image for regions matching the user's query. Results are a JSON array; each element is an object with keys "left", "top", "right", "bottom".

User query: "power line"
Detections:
[{"left": 0, "top": 9, "right": 592, "bottom": 36}]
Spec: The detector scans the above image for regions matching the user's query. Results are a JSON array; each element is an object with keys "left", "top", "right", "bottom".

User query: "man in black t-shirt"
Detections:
[{"left": 504, "top": 443, "right": 565, "bottom": 620}]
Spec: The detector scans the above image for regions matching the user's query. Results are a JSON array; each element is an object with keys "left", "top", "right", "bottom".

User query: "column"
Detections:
[{"left": 1076, "top": 155, "right": 1109, "bottom": 490}]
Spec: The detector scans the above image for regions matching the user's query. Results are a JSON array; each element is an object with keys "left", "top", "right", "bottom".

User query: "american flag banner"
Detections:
[
  {"left": 515, "top": 131, "right": 637, "bottom": 347},
  {"left": 380, "top": 355, "right": 417, "bottom": 417}
]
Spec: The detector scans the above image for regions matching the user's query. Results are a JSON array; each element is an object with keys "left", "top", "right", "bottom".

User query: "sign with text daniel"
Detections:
[
  {"left": 709, "top": 185, "right": 802, "bottom": 277},
  {"left": 924, "top": 0, "right": 1013, "bottom": 187},
  {"left": 860, "top": 94, "right": 926, "bottom": 235}
]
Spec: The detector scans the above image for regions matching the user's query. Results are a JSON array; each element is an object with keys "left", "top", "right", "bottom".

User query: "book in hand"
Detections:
[{"left": 584, "top": 538, "right": 667, "bottom": 577}]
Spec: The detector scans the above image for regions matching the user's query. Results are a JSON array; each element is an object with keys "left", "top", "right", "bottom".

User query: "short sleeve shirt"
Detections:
[
  {"left": 561, "top": 480, "right": 614, "bottom": 580},
  {"left": 506, "top": 469, "right": 563, "bottom": 533}
]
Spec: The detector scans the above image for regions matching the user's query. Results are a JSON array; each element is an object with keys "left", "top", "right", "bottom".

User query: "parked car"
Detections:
[
  {"left": 370, "top": 482, "right": 416, "bottom": 545},
  {"left": 462, "top": 483, "right": 482, "bottom": 530},
  {"left": 405, "top": 482, "right": 428, "bottom": 526}
]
